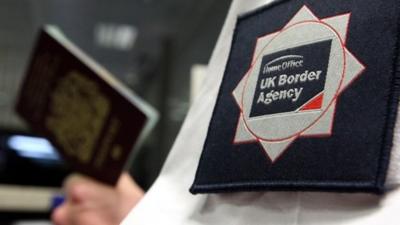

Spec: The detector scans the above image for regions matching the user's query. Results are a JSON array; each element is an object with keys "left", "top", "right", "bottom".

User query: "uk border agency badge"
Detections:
[
  {"left": 232, "top": 6, "right": 365, "bottom": 162},
  {"left": 191, "top": 0, "right": 400, "bottom": 194}
]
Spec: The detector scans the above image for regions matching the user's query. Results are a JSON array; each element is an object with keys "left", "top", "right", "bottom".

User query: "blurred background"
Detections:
[{"left": 0, "top": 0, "right": 231, "bottom": 224}]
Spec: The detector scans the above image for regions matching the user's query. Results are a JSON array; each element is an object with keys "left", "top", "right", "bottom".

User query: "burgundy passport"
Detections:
[{"left": 16, "top": 26, "right": 158, "bottom": 185}]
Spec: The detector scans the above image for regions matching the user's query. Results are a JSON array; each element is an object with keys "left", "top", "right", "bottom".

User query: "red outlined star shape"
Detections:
[{"left": 232, "top": 5, "right": 366, "bottom": 162}]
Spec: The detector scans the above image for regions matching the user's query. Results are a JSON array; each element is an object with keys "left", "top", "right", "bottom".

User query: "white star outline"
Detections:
[{"left": 232, "top": 5, "right": 366, "bottom": 162}]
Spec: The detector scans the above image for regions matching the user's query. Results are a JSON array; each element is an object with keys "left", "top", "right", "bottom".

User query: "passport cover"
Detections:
[{"left": 16, "top": 26, "right": 158, "bottom": 185}]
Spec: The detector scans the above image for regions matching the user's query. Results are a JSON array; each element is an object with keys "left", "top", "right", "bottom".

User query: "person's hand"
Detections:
[{"left": 52, "top": 172, "right": 144, "bottom": 225}]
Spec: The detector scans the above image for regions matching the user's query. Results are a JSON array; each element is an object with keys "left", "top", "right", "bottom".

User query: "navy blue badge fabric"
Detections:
[{"left": 190, "top": 0, "right": 400, "bottom": 194}]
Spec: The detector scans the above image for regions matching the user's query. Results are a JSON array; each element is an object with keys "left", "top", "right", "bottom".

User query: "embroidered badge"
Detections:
[
  {"left": 233, "top": 6, "right": 365, "bottom": 162},
  {"left": 191, "top": 0, "right": 400, "bottom": 194}
]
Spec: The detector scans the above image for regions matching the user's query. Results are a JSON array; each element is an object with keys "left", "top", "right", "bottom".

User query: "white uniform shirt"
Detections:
[{"left": 122, "top": 0, "right": 400, "bottom": 224}]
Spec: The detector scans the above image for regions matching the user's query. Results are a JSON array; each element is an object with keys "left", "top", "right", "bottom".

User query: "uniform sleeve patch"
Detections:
[{"left": 190, "top": 0, "right": 400, "bottom": 194}]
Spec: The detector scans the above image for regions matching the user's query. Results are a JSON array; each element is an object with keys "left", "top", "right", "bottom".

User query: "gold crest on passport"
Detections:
[{"left": 16, "top": 25, "right": 158, "bottom": 185}]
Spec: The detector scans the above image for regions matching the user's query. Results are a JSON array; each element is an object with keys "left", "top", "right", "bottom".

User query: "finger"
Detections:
[
  {"left": 51, "top": 203, "right": 68, "bottom": 225},
  {"left": 117, "top": 172, "right": 144, "bottom": 198},
  {"left": 64, "top": 174, "right": 99, "bottom": 204}
]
